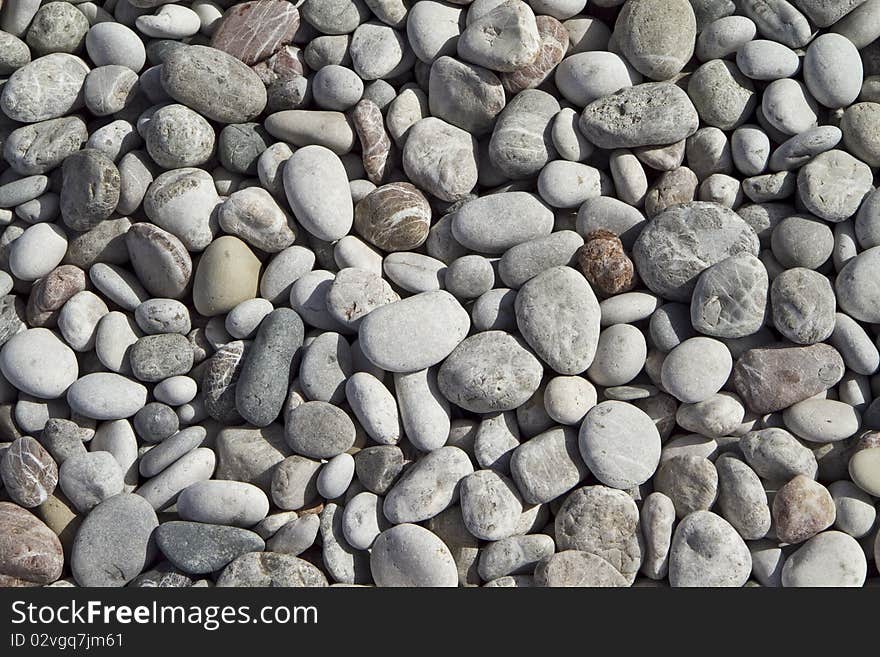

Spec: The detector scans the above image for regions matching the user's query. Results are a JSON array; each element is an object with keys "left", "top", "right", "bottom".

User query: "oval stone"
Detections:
[{"left": 358, "top": 290, "right": 470, "bottom": 373}]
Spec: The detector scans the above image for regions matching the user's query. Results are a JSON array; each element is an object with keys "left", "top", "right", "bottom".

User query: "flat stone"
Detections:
[
  {"left": 0, "top": 501, "right": 63, "bottom": 586},
  {"left": 211, "top": 0, "right": 299, "bottom": 65},
  {"left": 371, "top": 523, "right": 458, "bottom": 587},
  {"left": 668, "top": 511, "right": 751, "bottom": 587},
  {"left": 383, "top": 446, "right": 473, "bottom": 524}
]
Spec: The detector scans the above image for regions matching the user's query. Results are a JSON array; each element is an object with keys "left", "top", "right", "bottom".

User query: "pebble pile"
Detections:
[{"left": 1, "top": 0, "right": 880, "bottom": 589}]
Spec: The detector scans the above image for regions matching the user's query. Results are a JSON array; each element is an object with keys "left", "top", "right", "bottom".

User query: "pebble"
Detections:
[
  {"left": 59, "top": 451, "right": 124, "bottom": 513},
  {"left": 640, "top": 492, "right": 675, "bottom": 580},
  {"left": 371, "top": 524, "right": 457, "bottom": 587},
  {"left": 740, "top": 428, "right": 818, "bottom": 481},
  {"left": 359, "top": 290, "right": 469, "bottom": 373},
  {"left": 71, "top": 493, "right": 158, "bottom": 587},
  {"left": 661, "top": 337, "right": 732, "bottom": 404},
  {"left": 555, "top": 485, "right": 641, "bottom": 582},
  {"left": 383, "top": 446, "right": 473, "bottom": 524},
  {"left": 781, "top": 531, "right": 867, "bottom": 587},
  {"left": 668, "top": 511, "right": 751, "bottom": 587},
  {"left": 155, "top": 521, "right": 264, "bottom": 575},
  {"left": 0, "top": 501, "right": 63, "bottom": 586},
  {"left": 402, "top": 117, "right": 478, "bottom": 202},
  {"left": 284, "top": 145, "right": 353, "bottom": 242},
  {"left": 216, "top": 552, "right": 327, "bottom": 587},
  {"left": 0, "top": 436, "right": 57, "bottom": 508},
  {"left": 177, "top": 480, "right": 269, "bottom": 528},
  {"left": 578, "top": 401, "right": 661, "bottom": 489},
  {"left": 0, "top": 328, "right": 78, "bottom": 399}
]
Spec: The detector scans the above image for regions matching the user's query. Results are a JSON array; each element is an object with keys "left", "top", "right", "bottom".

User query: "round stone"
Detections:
[
  {"left": 578, "top": 401, "right": 661, "bottom": 489},
  {"left": 285, "top": 401, "right": 355, "bottom": 459},
  {"left": 781, "top": 531, "right": 867, "bottom": 587},
  {"left": 0, "top": 328, "right": 78, "bottom": 399},
  {"left": 615, "top": 0, "right": 696, "bottom": 81},
  {"left": 370, "top": 524, "right": 457, "bottom": 587},
  {"left": 0, "top": 502, "right": 63, "bottom": 585},
  {"left": 668, "top": 511, "right": 751, "bottom": 587},
  {"left": 193, "top": 237, "right": 261, "bottom": 317},
  {"left": 0, "top": 436, "right": 57, "bottom": 508},
  {"left": 438, "top": 330, "right": 543, "bottom": 413},
  {"left": 661, "top": 337, "right": 732, "bottom": 404}
]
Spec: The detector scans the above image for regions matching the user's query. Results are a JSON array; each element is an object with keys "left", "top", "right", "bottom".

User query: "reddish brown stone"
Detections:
[
  {"left": 26, "top": 264, "right": 86, "bottom": 328},
  {"left": 212, "top": 0, "right": 300, "bottom": 66},
  {"left": 352, "top": 99, "right": 394, "bottom": 185},
  {"left": 577, "top": 229, "right": 636, "bottom": 296},
  {"left": 501, "top": 16, "right": 568, "bottom": 95},
  {"left": 252, "top": 45, "right": 307, "bottom": 86},
  {"left": 354, "top": 182, "right": 431, "bottom": 252},
  {"left": 0, "top": 436, "right": 58, "bottom": 508},
  {"left": 772, "top": 475, "right": 835, "bottom": 544},
  {"left": 0, "top": 501, "right": 64, "bottom": 586}
]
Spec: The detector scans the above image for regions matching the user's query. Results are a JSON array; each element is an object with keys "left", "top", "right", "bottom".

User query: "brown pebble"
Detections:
[
  {"left": 352, "top": 99, "right": 394, "bottom": 185},
  {"left": 0, "top": 436, "right": 58, "bottom": 508},
  {"left": 0, "top": 501, "right": 64, "bottom": 586},
  {"left": 211, "top": 0, "right": 300, "bottom": 66},
  {"left": 577, "top": 229, "right": 636, "bottom": 296},
  {"left": 26, "top": 264, "right": 86, "bottom": 327},
  {"left": 501, "top": 16, "right": 568, "bottom": 95},
  {"left": 772, "top": 475, "right": 836, "bottom": 544},
  {"left": 252, "top": 45, "right": 307, "bottom": 86},
  {"left": 354, "top": 182, "right": 431, "bottom": 252}
]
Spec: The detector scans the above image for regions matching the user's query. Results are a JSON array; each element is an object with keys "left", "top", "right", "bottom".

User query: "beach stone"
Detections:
[
  {"left": 501, "top": 14, "right": 567, "bottom": 94},
  {"left": 555, "top": 51, "right": 636, "bottom": 108},
  {"left": 452, "top": 192, "right": 554, "bottom": 255},
  {"left": 402, "top": 117, "right": 478, "bottom": 202},
  {"left": 354, "top": 182, "right": 431, "bottom": 252},
  {"left": 135, "top": 447, "right": 216, "bottom": 511},
  {"left": 499, "top": 231, "right": 583, "bottom": 290},
  {"left": 215, "top": 424, "right": 290, "bottom": 492},
  {"left": 535, "top": 550, "right": 628, "bottom": 587},
  {"left": 459, "top": 470, "right": 523, "bottom": 541},
  {"left": 371, "top": 524, "right": 457, "bottom": 587},
  {"left": 804, "top": 33, "right": 862, "bottom": 109},
  {"left": 615, "top": 0, "right": 696, "bottom": 80},
  {"left": 655, "top": 455, "right": 719, "bottom": 518},
  {"left": 235, "top": 308, "right": 303, "bottom": 427},
  {"left": 429, "top": 56, "right": 505, "bottom": 136},
  {"left": 267, "top": 514, "right": 320, "bottom": 555},
  {"left": 688, "top": 59, "right": 757, "bottom": 131},
  {"left": 837, "top": 247, "right": 880, "bottom": 323},
  {"left": 219, "top": 187, "right": 296, "bottom": 253},
  {"left": 260, "top": 246, "right": 316, "bottom": 304},
  {"left": 359, "top": 290, "right": 469, "bottom": 373},
  {"left": 668, "top": 511, "right": 751, "bottom": 587},
  {"left": 406, "top": 1, "right": 464, "bottom": 63},
  {"left": 192, "top": 236, "right": 260, "bottom": 316},
  {"left": 555, "top": 485, "right": 641, "bottom": 583},
  {"left": 210, "top": 0, "right": 299, "bottom": 65},
  {"left": 438, "top": 330, "right": 542, "bottom": 413},
  {"left": 285, "top": 401, "right": 355, "bottom": 459},
  {"left": 457, "top": 0, "right": 540, "bottom": 73},
  {"left": 770, "top": 268, "right": 836, "bottom": 345},
  {"left": 633, "top": 202, "right": 759, "bottom": 302},
  {"left": 841, "top": 103, "right": 880, "bottom": 167},
  {"left": 394, "top": 368, "right": 451, "bottom": 452},
  {"left": 60, "top": 149, "right": 119, "bottom": 232},
  {"left": 578, "top": 401, "right": 661, "bottom": 489},
  {"left": 325, "top": 269, "right": 398, "bottom": 332},
  {"left": 488, "top": 89, "right": 558, "bottom": 179},
  {"left": 849, "top": 447, "right": 880, "bottom": 496},
  {"left": 1, "top": 53, "right": 88, "bottom": 123},
  {"left": 640, "top": 492, "right": 675, "bottom": 580},
  {"left": 4, "top": 117, "right": 88, "bottom": 176},
  {"left": 58, "top": 451, "right": 124, "bottom": 513},
  {"left": 216, "top": 552, "right": 327, "bottom": 587},
  {"left": 509, "top": 426, "right": 587, "bottom": 504},
  {"left": 0, "top": 502, "right": 63, "bottom": 586},
  {"left": 265, "top": 110, "right": 356, "bottom": 154},
  {"left": 732, "top": 343, "right": 844, "bottom": 414},
  {"left": 690, "top": 253, "right": 768, "bottom": 339},
  {"left": 66, "top": 372, "right": 147, "bottom": 420},
  {"left": 94, "top": 311, "right": 140, "bottom": 375},
  {"left": 177, "top": 480, "right": 269, "bottom": 527},
  {"left": 161, "top": 44, "right": 266, "bottom": 123},
  {"left": 71, "top": 493, "right": 158, "bottom": 587},
  {"left": 798, "top": 150, "right": 873, "bottom": 223},
  {"left": 129, "top": 333, "right": 193, "bottom": 383},
  {"left": 354, "top": 445, "right": 404, "bottom": 495},
  {"left": 125, "top": 223, "right": 192, "bottom": 300},
  {"left": 270, "top": 453, "right": 321, "bottom": 511},
  {"left": 156, "top": 521, "right": 264, "bottom": 575},
  {"left": 661, "top": 337, "right": 732, "bottom": 404},
  {"left": 383, "top": 446, "right": 473, "bottom": 524},
  {"left": 715, "top": 453, "right": 770, "bottom": 540},
  {"left": 783, "top": 398, "right": 861, "bottom": 443},
  {"left": 781, "top": 530, "right": 867, "bottom": 587},
  {"left": 0, "top": 328, "right": 78, "bottom": 399},
  {"left": 284, "top": 145, "right": 353, "bottom": 242},
  {"left": 773, "top": 475, "right": 836, "bottom": 544},
  {"left": 580, "top": 83, "right": 699, "bottom": 150},
  {"left": 143, "top": 168, "right": 219, "bottom": 252},
  {"left": 740, "top": 428, "right": 818, "bottom": 481},
  {"left": 514, "top": 266, "right": 599, "bottom": 375},
  {"left": 143, "top": 104, "right": 215, "bottom": 170},
  {"left": 0, "top": 436, "right": 57, "bottom": 508},
  {"left": 477, "top": 533, "right": 554, "bottom": 581}
]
